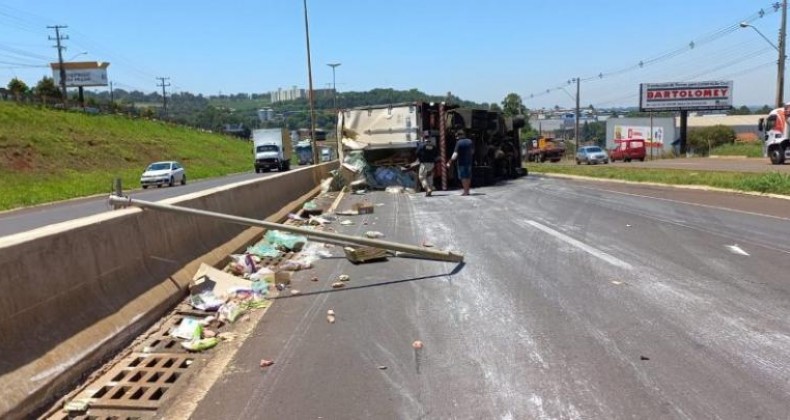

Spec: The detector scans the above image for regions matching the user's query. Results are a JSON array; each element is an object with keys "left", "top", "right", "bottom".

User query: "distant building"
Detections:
[
  {"left": 270, "top": 86, "right": 306, "bottom": 102},
  {"left": 257, "top": 108, "right": 275, "bottom": 122}
]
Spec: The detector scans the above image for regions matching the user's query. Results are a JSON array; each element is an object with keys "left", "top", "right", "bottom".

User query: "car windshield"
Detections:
[
  {"left": 256, "top": 145, "right": 279, "bottom": 153},
  {"left": 586, "top": 147, "right": 603, "bottom": 153},
  {"left": 147, "top": 163, "right": 171, "bottom": 171}
]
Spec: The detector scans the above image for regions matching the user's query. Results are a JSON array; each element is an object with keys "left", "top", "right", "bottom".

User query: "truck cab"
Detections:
[{"left": 759, "top": 108, "right": 790, "bottom": 164}]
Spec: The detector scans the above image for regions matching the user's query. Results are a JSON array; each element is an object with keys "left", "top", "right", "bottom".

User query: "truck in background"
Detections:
[
  {"left": 253, "top": 128, "right": 292, "bottom": 172},
  {"left": 758, "top": 108, "right": 790, "bottom": 164},
  {"left": 337, "top": 102, "right": 526, "bottom": 188},
  {"left": 525, "top": 137, "right": 565, "bottom": 162}
]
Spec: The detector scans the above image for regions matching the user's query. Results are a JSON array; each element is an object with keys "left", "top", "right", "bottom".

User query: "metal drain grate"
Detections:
[
  {"left": 135, "top": 315, "right": 188, "bottom": 354},
  {"left": 65, "top": 353, "right": 195, "bottom": 413}
]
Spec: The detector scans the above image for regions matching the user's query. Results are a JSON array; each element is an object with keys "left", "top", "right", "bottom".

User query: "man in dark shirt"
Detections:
[
  {"left": 414, "top": 133, "right": 438, "bottom": 196},
  {"left": 446, "top": 129, "right": 474, "bottom": 196}
]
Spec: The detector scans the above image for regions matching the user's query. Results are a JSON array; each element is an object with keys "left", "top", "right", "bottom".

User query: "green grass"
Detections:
[
  {"left": 526, "top": 164, "right": 790, "bottom": 196},
  {"left": 0, "top": 102, "right": 254, "bottom": 211},
  {"left": 710, "top": 142, "right": 764, "bottom": 158}
]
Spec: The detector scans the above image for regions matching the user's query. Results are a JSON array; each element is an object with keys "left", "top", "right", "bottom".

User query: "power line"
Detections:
[{"left": 525, "top": 2, "right": 781, "bottom": 103}]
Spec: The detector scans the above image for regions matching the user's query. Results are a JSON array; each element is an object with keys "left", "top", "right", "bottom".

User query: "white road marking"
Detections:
[
  {"left": 727, "top": 244, "right": 750, "bottom": 256},
  {"left": 523, "top": 220, "right": 633, "bottom": 270}
]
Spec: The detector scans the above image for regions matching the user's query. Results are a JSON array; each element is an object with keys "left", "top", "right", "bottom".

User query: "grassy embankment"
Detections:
[
  {"left": 0, "top": 102, "right": 253, "bottom": 211},
  {"left": 526, "top": 163, "right": 790, "bottom": 196}
]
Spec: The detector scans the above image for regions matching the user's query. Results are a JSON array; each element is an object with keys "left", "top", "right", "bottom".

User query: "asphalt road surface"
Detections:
[
  {"left": 187, "top": 176, "right": 790, "bottom": 419},
  {"left": 0, "top": 170, "right": 278, "bottom": 237}
]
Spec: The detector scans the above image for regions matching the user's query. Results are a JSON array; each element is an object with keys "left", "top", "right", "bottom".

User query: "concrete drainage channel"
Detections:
[{"left": 44, "top": 246, "right": 303, "bottom": 420}]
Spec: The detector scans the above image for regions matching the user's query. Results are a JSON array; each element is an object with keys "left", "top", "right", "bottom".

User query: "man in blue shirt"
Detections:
[{"left": 446, "top": 129, "right": 474, "bottom": 196}]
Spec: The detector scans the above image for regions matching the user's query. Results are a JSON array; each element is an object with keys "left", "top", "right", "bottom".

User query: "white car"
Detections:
[{"left": 140, "top": 161, "right": 186, "bottom": 189}]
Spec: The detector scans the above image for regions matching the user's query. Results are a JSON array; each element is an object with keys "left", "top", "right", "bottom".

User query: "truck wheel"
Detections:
[
  {"left": 181, "top": 175, "right": 187, "bottom": 185},
  {"left": 769, "top": 146, "right": 786, "bottom": 164},
  {"left": 576, "top": 159, "right": 580, "bottom": 165},
  {"left": 639, "top": 157, "right": 645, "bottom": 162},
  {"left": 169, "top": 176, "right": 174, "bottom": 187},
  {"left": 255, "top": 168, "right": 260, "bottom": 173}
]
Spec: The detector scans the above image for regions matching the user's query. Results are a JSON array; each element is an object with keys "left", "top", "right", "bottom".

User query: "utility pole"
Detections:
[
  {"left": 574, "top": 77, "right": 581, "bottom": 152},
  {"left": 778, "top": 0, "right": 787, "bottom": 108},
  {"left": 109, "top": 81, "right": 114, "bottom": 105},
  {"left": 48, "top": 25, "right": 68, "bottom": 105},
  {"left": 156, "top": 77, "right": 170, "bottom": 117},
  {"left": 303, "top": 0, "right": 319, "bottom": 165}
]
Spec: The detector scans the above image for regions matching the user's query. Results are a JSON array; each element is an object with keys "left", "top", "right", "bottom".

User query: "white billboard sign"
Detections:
[
  {"left": 639, "top": 81, "right": 732, "bottom": 111},
  {"left": 51, "top": 62, "right": 109, "bottom": 87},
  {"left": 613, "top": 124, "right": 664, "bottom": 146}
]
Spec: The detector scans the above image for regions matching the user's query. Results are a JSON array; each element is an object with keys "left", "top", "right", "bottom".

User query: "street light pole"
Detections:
[
  {"left": 327, "top": 63, "right": 341, "bottom": 110},
  {"left": 740, "top": 3, "right": 787, "bottom": 108},
  {"left": 779, "top": 0, "right": 787, "bottom": 109},
  {"left": 303, "top": 0, "right": 319, "bottom": 165}
]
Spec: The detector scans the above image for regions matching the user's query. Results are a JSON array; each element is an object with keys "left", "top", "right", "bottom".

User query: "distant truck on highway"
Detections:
[
  {"left": 253, "top": 128, "right": 292, "bottom": 172},
  {"left": 758, "top": 108, "right": 790, "bottom": 164},
  {"left": 525, "top": 137, "right": 565, "bottom": 162}
]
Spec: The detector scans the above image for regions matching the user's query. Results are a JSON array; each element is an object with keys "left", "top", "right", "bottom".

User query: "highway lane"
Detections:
[
  {"left": 552, "top": 156, "right": 790, "bottom": 173},
  {"left": 0, "top": 170, "right": 281, "bottom": 237},
  {"left": 188, "top": 176, "right": 790, "bottom": 419}
]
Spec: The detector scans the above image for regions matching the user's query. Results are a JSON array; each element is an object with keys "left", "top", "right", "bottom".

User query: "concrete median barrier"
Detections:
[{"left": 0, "top": 162, "right": 337, "bottom": 419}]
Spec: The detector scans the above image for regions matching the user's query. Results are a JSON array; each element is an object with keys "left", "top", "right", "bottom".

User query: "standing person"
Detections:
[
  {"left": 403, "top": 132, "right": 438, "bottom": 196},
  {"left": 415, "top": 132, "right": 438, "bottom": 196},
  {"left": 446, "top": 129, "right": 474, "bottom": 196}
]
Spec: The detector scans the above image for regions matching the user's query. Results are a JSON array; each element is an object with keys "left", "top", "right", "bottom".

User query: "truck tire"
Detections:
[
  {"left": 769, "top": 146, "right": 786, "bottom": 165},
  {"left": 255, "top": 168, "right": 260, "bottom": 173}
]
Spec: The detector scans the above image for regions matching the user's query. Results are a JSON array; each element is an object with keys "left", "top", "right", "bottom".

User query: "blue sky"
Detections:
[{"left": 0, "top": 1, "right": 785, "bottom": 109}]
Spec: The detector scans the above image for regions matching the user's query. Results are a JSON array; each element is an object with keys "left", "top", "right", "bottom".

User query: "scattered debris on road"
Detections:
[
  {"left": 344, "top": 246, "right": 388, "bottom": 263},
  {"left": 364, "top": 230, "right": 385, "bottom": 238},
  {"left": 260, "top": 359, "right": 275, "bottom": 367},
  {"left": 331, "top": 282, "right": 345, "bottom": 289},
  {"left": 412, "top": 340, "right": 424, "bottom": 350}
]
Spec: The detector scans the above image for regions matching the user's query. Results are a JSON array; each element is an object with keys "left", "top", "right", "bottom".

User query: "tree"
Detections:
[
  {"left": 687, "top": 125, "right": 736, "bottom": 155},
  {"left": 489, "top": 103, "right": 502, "bottom": 112},
  {"left": 501, "top": 93, "right": 525, "bottom": 117},
  {"left": 34, "top": 77, "right": 61, "bottom": 103},
  {"left": 7, "top": 78, "right": 28, "bottom": 101},
  {"left": 728, "top": 105, "right": 751, "bottom": 115},
  {"left": 758, "top": 105, "right": 773, "bottom": 114}
]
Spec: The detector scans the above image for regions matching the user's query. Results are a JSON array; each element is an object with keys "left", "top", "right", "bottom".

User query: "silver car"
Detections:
[
  {"left": 576, "top": 146, "right": 609, "bottom": 165},
  {"left": 140, "top": 161, "right": 186, "bottom": 188}
]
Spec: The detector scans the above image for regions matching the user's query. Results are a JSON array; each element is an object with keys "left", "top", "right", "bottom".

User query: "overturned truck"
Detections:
[{"left": 337, "top": 102, "right": 527, "bottom": 189}]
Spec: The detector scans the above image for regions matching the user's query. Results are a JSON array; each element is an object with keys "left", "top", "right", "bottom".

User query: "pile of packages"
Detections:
[
  {"left": 335, "top": 151, "right": 418, "bottom": 191},
  {"left": 174, "top": 229, "right": 329, "bottom": 352}
]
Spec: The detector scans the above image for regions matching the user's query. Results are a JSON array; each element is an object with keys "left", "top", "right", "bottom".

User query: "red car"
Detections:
[{"left": 610, "top": 139, "right": 646, "bottom": 162}]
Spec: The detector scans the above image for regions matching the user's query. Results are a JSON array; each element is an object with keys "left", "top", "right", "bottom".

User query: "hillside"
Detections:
[{"left": 0, "top": 102, "right": 252, "bottom": 210}]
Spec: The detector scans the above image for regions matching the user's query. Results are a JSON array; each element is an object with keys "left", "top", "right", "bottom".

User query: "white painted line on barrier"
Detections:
[
  {"left": 523, "top": 220, "right": 633, "bottom": 270},
  {"left": 727, "top": 244, "right": 750, "bottom": 256}
]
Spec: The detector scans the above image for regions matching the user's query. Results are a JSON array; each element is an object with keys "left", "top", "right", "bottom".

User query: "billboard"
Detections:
[
  {"left": 639, "top": 81, "right": 732, "bottom": 112},
  {"left": 50, "top": 61, "right": 110, "bottom": 87},
  {"left": 613, "top": 124, "right": 664, "bottom": 144}
]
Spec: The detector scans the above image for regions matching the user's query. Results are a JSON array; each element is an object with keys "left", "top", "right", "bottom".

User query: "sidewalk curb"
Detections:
[{"left": 532, "top": 172, "right": 790, "bottom": 201}]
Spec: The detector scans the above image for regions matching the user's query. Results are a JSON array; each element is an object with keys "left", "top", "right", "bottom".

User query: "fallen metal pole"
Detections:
[{"left": 108, "top": 195, "right": 464, "bottom": 263}]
